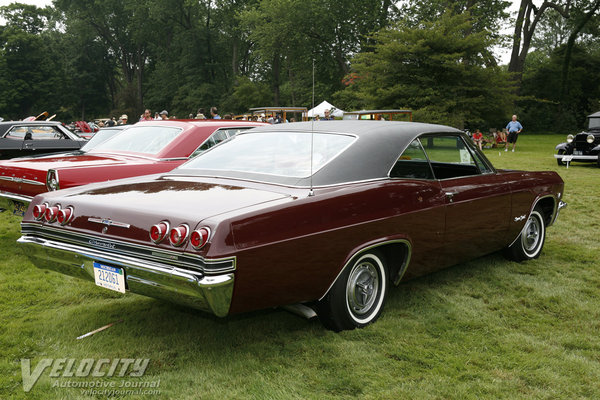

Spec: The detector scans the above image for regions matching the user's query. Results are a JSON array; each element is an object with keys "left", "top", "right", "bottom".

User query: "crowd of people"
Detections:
[{"left": 470, "top": 115, "right": 523, "bottom": 152}]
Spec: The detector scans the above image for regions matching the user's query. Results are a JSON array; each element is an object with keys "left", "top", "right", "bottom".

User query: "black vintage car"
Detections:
[
  {"left": 555, "top": 111, "right": 600, "bottom": 166},
  {"left": 0, "top": 121, "right": 87, "bottom": 159}
]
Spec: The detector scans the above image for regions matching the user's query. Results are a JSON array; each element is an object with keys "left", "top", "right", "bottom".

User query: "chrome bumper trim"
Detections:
[
  {"left": 558, "top": 200, "right": 567, "bottom": 210},
  {"left": 0, "top": 192, "right": 32, "bottom": 213},
  {"left": 17, "top": 234, "right": 234, "bottom": 317},
  {"left": 554, "top": 154, "right": 598, "bottom": 160}
]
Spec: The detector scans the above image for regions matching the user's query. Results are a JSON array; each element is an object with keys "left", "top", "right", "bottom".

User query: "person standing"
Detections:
[
  {"left": 322, "top": 109, "right": 334, "bottom": 120},
  {"left": 505, "top": 114, "right": 523, "bottom": 152},
  {"left": 159, "top": 110, "right": 169, "bottom": 120},
  {"left": 210, "top": 107, "right": 221, "bottom": 119}
]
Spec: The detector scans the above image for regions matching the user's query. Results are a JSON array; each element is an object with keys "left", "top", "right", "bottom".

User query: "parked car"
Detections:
[
  {"left": 0, "top": 120, "right": 265, "bottom": 216},
  {"left": 555, "top": 111, "right": 600, "bottom": 166},
  {"left": 18, "top": 121, "right": 566, "bottom": 331},
  {"left": 0, "top": 121, "right": 87, "bottom": 160}
]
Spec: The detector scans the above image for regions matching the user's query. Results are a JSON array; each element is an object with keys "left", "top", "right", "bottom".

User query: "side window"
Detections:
[
  {"left": 5, "top": 126, "right": 28, "bottom": 139},
  {"left": 29, "top": 126, "right": 65, "bottom": 140},
  {"left": 421, "top": 135, "right": 481, "bottom": 179},
  {"left": 390, "top": 139, "right": 434, "bottom": 179},
  {"left": 5, "top": 126, "right": 64, "bottom": 140},
  {"left": 189, "top": 128, "right": 250, "bottom": 158}
]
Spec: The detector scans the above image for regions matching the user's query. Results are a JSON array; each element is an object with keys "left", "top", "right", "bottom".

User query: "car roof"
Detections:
[{"left": 178, "top": 121, "right": 462, "bottom": 187}]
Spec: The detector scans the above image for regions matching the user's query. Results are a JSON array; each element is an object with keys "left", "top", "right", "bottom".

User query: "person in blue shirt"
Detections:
[{"left": 505, "top": 114, "right": 523, "bottom": 152}]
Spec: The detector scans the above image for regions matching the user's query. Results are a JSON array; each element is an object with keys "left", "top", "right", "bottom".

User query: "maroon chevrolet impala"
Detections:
[
  {"left": 18, "top": 121, "right": 566, "bottom": 331},
  {"left": 0, "top": 120, "right": 266, "bottom": 215}
]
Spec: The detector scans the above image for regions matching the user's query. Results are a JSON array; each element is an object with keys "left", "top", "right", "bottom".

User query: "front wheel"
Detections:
[
  {"left": 503, "top": 207, "right": 546, "bottom": 262},
  {"left": 316, "top": 251, "right": 389, "bottom": 331},
  {"left": 557, "top": 149, "right": 567, "bottom": 166}
]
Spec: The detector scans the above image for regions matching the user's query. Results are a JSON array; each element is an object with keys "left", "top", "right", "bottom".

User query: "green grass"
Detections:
[{"left": 1, "top": 134, "right": 599, "bottom": 399}]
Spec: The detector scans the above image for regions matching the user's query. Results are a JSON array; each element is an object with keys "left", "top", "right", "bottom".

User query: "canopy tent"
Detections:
[{"left": 306, "top": 101, "right": 345, "bottom": 118}]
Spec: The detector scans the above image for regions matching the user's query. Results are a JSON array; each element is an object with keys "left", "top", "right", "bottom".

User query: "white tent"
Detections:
[{"left": 306, "top": 100, "right": 345, "bottom": 118}]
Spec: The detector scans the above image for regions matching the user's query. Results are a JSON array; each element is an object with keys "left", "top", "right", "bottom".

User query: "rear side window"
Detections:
[
  {"left": 421, "top": 135, "right": 481, "bottom": 179},
  {"left": 390, "top": 139, "right": 434, "bottom": 179}
]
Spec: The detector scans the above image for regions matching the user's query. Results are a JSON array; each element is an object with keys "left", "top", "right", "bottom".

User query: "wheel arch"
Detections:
[{"left": 318, "top": 239, "right": 412, "bottom": 301}]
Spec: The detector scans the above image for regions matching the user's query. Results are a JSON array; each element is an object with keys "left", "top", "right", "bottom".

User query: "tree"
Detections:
[
  {"left": 508, "top": 0, "right": 571, "bottom": 83},
  {"left": 337, "top": 11, "right": 515, "bottom": 129},
  {"left": 0, "top": 3, "right": 60, "bottom": 119}
]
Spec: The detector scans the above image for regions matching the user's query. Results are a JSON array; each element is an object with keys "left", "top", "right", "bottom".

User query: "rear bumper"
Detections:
[
  {"left": 17, "top": 234, "right": 234, "bottom": 317},
  {"left": 0, "top": 192, "right": 32, "bottom": 213}
]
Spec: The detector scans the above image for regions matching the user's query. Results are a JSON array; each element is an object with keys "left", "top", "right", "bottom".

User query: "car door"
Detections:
[
  {"left": 21, "top": 125, "right": 79, "bottom": 155},
  {"left": 420, "top": 134, "right": 512, "bottom": 267},
  {"left": 388, "top": 138, "right": 446, "bottom": 278},
  {"left": 0, "top": 126, "right": 27, "bottom": 159}
]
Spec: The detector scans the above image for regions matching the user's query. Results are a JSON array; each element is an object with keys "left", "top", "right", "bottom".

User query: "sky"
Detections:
[{"left": 0, "top": 0, "right": 523, "bottom": 64}]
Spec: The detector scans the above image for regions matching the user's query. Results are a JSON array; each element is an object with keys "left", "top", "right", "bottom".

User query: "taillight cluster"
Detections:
[
  {"left": 33, "top": 203, "right": 74, "bottom": 225},
  {"left": 150, "top": 221, "right": 210, "bottom": 250}
]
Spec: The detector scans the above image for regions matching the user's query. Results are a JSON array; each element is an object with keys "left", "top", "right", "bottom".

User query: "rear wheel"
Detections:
[
  {"left": 503, "top": 206, "right": 546, "bottom": 262},
  {"left": 317, "top": 251, "right": 389, "bottom": 331}
]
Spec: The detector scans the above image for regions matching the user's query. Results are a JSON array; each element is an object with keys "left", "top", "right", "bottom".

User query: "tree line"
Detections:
[{"left": 0, "top": 0, "right": 599, "bottom": 133}]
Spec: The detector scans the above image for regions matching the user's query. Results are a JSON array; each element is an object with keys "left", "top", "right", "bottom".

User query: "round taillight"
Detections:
[
  {"left": 190, "top": 227, "right": 211, "bottom": 249},
  {"left": 169, "top": 224, "right": 189, "bottom": 247},
  {"left": 44, "top": 205, "right": 59, "bottom": 223},
  {"left": 57, "top": 207, "right": 73, "bottom": 225},
  {"left": 33, "top": 203, "right": 47, "bottom": 220},
  {"left": 150, "top": 221, "right": 169, "bottom": 243}
]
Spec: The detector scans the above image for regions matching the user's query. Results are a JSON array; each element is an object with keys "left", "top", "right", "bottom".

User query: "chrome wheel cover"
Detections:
[
  {"left": 522, "top": 213, "right": 542, "bottom": 256},
  {"left": 346, "top": 260, "right": 380, "bottom": 317}
]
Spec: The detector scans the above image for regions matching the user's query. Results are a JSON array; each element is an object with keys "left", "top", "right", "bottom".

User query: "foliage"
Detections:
[
  {"left": 335, "top": 12, "right": 515, "bottom": 129},
  {"left": 520, "top": 44, "right": 600, "bottom": 133}
]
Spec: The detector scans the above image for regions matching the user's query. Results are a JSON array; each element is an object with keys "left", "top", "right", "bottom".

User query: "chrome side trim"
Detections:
[
  {"left": 20, "top": 223, "right": 236, "bottom": 274},
  {"left": 17, "top": 234, "right": 234, "bottom": 317},
  {"left": 88, "top": 217, "right": 131, "bottom": 229},
  {"left": 0, "top": 176, "right": 45, "bottom": 185},
  {"left": 318, "top": 239, "right": 412, "bottom": 301}
]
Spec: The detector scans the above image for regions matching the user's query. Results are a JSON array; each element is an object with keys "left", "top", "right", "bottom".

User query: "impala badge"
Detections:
[
  {"left": 514, "top": 215, "right": 526, "bottom": 222},
  {"left": 88, "top": 217, "right": 131, "bottom": 229}
]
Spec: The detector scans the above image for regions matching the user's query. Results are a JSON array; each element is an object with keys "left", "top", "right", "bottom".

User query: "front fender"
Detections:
[{"left": 555, "top": 142, "right": 569, "bottom": 151}]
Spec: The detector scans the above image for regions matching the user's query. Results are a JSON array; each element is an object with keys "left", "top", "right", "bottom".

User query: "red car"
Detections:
[
  {"left": 18, "top": 121, "right": 566, "bottom": 331},
  {"left": 0, "top": 120, "right": 266, "bottom": 215}
]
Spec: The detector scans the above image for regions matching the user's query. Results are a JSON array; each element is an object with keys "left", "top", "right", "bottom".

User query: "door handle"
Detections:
[{"left": 445, "top": 192, "right": 458, "bottom": 203}]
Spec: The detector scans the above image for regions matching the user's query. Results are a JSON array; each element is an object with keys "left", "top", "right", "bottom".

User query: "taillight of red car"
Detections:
[
  {"left": 44, "top": 205, "right": 60, "bottom": 223},
  {"left": 32, "top": 203, "right": 48, "bottom": 220},
  {"left": 150, "top": 222, "right": 210, "bottom": 250},
  {"left": 150, "top": 221, "right": 170, "bottom": 243},
  {"left": 57, "top": 206, "right": 74, "bottom": 225},
  {"left": 190, "top": 227, "right": 210, "bottom": 250},
  {"left": 169, "top": 224, "right": 189, "bottom": 247}
]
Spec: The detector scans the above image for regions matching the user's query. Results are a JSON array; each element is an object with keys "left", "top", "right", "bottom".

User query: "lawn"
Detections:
[{"left": 1, "top": 134, "right": 599, "bottom": 399}]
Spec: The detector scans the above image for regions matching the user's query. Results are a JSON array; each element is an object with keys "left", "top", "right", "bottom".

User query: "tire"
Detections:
[
  {"left": 317, "top": 251, "right": 389, "bottom": 331},
  {"left": 503, "top": 206, "right": 546, "bottom": 262},
  {"left": 557, "top": 149, "right": 567, "bottom": 166}
]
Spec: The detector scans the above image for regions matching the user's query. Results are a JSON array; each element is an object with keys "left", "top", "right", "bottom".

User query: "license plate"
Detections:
[
  {"left": 561, "top": 155, "right": 573, "bottom": 162},
  {"left": 93, "top": 262, "right": 126, "bottom": 293},
  {"left": 12, "top": 200, "right": 26, "bottom": 217},
  {"left": 573, "top": 150, "right": 583, "bottom": 155}
]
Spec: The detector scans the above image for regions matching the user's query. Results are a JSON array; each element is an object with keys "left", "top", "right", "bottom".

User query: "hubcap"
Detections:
[
  {"left": 522, "top": 214, "right": 541, "bottom": 254},
  {"left": 346, "top": 261, "right": 379, "bottom": 316}
]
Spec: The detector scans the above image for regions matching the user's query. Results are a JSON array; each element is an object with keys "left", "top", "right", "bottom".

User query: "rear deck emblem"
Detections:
[{"left": 88, "top": 217, "right": 131, "bottom": 229}]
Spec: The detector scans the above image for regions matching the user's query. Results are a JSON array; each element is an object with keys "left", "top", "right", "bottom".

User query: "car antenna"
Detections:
[{"left": 309, "top": 58, "right": 315, "bottom": 197}]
